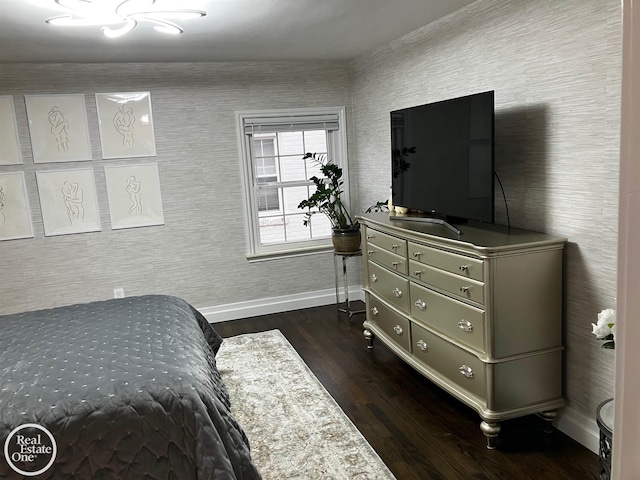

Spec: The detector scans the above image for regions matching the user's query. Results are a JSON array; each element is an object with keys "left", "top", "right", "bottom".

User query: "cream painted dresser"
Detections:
[{"left": 358, "top": 212, "right": 567, "bottom": 448}]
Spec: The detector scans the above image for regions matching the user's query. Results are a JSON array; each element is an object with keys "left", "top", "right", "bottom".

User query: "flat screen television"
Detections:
[{"left": 390, "top": 91, "right": 495, "bottom": 232}]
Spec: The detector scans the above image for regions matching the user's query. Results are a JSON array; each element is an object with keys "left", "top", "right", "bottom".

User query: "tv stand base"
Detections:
[{"left": 389, "top": 214, "right": 463, "bottom": 235}]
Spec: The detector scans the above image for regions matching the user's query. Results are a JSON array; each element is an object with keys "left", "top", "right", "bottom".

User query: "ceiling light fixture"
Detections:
[{"left": 45, "top": 0, "right": 206, "bottom": 38}]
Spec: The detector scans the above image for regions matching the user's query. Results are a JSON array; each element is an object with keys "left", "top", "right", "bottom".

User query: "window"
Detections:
[{"left": 237, "top": 107, "right": 349, "bottom": 259}]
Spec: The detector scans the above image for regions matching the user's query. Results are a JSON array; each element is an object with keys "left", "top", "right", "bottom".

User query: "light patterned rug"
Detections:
[{"left": 217, "top": 329, "right": 397, "bottom": 480}]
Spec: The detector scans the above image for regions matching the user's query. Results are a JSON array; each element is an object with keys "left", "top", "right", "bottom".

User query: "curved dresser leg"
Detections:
[
  {"left": 480, "top": 420, "right": 501, "bottom": 449},
  {"left": 363, "top": 329, "right": 374, "bottom": 349},
  {"left": 538, "top": 409, "right": 558, "bottom": 434}
]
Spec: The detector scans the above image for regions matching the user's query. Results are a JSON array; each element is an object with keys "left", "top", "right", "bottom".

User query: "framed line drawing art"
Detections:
[
  {"left": 104, "top": 163, "right": 164, "bottom": 230},
  {"left": 95, "top": 92, "right": 157, "bottom": 159},
  {"left": 36, "top": 168, "right": 101, "bottom": 236},
  {"left": 0, "top": 172, "right": 34, "bottom": 241},
  {"left": 25, "top": 94, "right": 92, "bottom": 163},
  {"left": 0, "top": 96, "right": 22, "bottom": 165}
]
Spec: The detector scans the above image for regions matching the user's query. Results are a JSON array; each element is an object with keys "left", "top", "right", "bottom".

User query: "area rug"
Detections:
[{"left": 217, "top": 329, "right": 397, "bottom": 480}]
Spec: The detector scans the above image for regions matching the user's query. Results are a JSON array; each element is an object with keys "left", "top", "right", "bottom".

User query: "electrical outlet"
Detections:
[{"left": 113, "top": 288, "right": 125, "bottom": 299}]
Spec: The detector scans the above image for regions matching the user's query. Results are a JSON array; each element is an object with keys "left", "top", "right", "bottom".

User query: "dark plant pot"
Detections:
[{"left": 332, "top": 228, "right": 361, "bottom": 254}]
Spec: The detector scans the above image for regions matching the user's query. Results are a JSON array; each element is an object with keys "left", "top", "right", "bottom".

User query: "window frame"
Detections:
[{"left": 236, "top": 106, "right": 350, "bottom": 261}]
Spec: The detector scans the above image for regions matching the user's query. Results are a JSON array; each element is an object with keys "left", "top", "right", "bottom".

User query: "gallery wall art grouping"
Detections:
[{"left": 0, "top": 92, "right": 164, "bottom": 241}]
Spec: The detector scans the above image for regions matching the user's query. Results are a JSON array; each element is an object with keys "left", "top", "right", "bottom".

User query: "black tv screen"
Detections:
[{"left": 391, "top": 91, "right": 495, "bottom": 224}]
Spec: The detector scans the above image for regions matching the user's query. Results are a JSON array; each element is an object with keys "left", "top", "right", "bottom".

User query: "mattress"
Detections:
[{"left": 0, "top": 295, "right": 261, "bottom": 479}]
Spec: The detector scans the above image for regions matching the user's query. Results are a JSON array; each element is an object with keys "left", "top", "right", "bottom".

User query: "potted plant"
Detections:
[{"left": 297, "top": 152, "right": 361, "bottom": 253}]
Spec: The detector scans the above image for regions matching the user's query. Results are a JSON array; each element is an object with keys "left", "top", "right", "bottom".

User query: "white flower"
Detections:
[
  {"left": 592, "top": 320, "right": 611, "bottom": 339},
  {"left": 592, "top": 308, "right": 616, "bottom": 348},
  {"left": 599, "top": 308, "right": 616, "bottom": 325}
]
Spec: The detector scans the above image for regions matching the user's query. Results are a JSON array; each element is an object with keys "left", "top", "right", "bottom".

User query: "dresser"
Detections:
[{"left": 358, "top": 212, "right": 567, "bottom": 448}]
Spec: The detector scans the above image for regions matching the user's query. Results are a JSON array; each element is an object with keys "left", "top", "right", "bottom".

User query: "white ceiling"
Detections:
[{"left": 0, "top": 0, "right": 477, "bottom": 63}]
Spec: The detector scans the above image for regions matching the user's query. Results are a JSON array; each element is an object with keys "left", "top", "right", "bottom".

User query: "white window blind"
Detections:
[{"left": 242, "top": 114, "right": 340, "bottom": 134}]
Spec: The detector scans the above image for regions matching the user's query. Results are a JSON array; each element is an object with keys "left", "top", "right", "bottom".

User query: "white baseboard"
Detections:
[
  {"left": 198, "top": 288, "right": 599, "bottom": 455},
  {"left": 198, "top": 285, "right": 365, "bottom": 323},
  {"left": 555, "top": 405, "right": 600, "bottom": 454}
]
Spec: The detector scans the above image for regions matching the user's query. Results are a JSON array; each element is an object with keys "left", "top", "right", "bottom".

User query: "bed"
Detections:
[{"left": 0, "top": 295, "right": 261, "bottom": 479}]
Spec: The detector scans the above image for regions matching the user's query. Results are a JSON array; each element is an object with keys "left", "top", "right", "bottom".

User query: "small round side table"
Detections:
[
  {"left": 596, "top": 398, "right": 614, "bottom": 480},
  {"left": 333, "top": 250, "right": 365, "bottom": 318}
]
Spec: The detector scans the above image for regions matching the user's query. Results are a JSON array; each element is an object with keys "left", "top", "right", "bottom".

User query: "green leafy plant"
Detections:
[{"left": 297, "top": 152, "right": 358, "bottom": 230}]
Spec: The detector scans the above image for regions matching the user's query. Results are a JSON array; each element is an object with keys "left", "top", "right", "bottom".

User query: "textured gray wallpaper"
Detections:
[
  {"left": 0, "top": 61, "right": 353, "bottom": 315},
  {"left": 0, "top": 0, "right": 621, "bottom": 430},
  {"left": 349, "top": 0, "right": 621, "bottom": 420}
]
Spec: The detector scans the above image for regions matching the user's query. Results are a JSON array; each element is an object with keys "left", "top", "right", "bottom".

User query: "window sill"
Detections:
[{"left": 246, "top": 244, "right": 334, "bottom": 262}]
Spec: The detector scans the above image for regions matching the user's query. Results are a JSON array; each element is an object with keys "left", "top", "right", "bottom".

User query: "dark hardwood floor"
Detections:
[{"left": 214, "top": 303, "right": 599, "bottom": 480}]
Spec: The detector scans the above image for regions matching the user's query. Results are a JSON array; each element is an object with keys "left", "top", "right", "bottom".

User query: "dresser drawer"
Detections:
[
  {"left": 366, "top": 228, "right": 407, "bottom": 257},
  {"left": 410, "top": 260, "right": 485, "bottom": 305},
  {"left": 365, "top": 245, "right": 408, "bottom": 275},
  {"left": 408, "top": 242, "right": 484, "bottom": 282},
  {"left": 367, "top": 261, "right": 410, "bottom": 313},
  {"left": 365, "top": 293, "right": 411, "bottom": 353},
  {"left": 411, "top": 323, "right": 486, "bottom": 400},
  {"left": 410, "top": 282, "right": 486, "bottom": 354}
]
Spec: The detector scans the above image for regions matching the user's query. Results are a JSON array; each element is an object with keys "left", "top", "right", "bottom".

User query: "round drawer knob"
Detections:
[
  {"left": 415, "top": 299, "right": 426, "bottom": 311},
  {"left": 459, "top": 265, "right": 469, "bottom": 272},
  {"left": 458, "top": 320, "right": 473, "bottom": 332},
  {"left": 393, "top": 288, "right": 403, "bottom": 298},
  {"left": 413, "top": 251, "right": 422, "bottom": 258},
  {"left": 416, "top": 339, "right": 428, "bottom": 351},
  {"left": 371, "top": 274, "right": 378, "bottom": 282},
  {"left": 393, "top": 325, "right": 403, "bottom": 335},
  {"left": 371, "top": 306, "right": 379, "bottom": 316},
  {"left": 459, "top": 365, "right": 474, "bottom": 379},
  {"left": 392, "top": 261, "right": 399, "bottom": 268},
  {"left": 460, "top": 286, "right": 470, "bottom": 293}
]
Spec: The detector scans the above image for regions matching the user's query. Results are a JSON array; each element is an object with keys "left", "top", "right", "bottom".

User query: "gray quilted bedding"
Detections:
[{"left": 0, "top": 295, "right": 261, "bottom": 479}]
